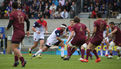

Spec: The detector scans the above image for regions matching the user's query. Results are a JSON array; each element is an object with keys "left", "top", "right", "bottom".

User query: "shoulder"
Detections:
[
  {"left": 43, "top": 20, "right": 47, "bottom": 23},
  {"left": 36, "top": 20, "right": 40, "bottom": 23}
]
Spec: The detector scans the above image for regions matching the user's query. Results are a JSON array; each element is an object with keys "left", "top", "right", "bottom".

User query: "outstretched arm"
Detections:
[{"left": 6, "top": 20, "right": 14, "bottom": 30}]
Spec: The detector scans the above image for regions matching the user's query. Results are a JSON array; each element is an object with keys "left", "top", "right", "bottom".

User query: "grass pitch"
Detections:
[{"left": 0, "top": 54, "right": 121, "bottom": 69}]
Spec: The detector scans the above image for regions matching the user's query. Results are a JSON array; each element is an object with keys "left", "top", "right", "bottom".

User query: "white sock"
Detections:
[
  {"left": 29, "top": 48, "right": 31, "bottom": 51},
  {"left": 105, "top": 49, "right": 108, "bottom": 55},
  {"left": 34, "top": 49, "right": 42, "bottom": 56},
  {"left": 101, "top": 49, "right": 103, "bottom": 56},
  {"left": 61, "top": 47, "right": 64, "bottom": 57}
]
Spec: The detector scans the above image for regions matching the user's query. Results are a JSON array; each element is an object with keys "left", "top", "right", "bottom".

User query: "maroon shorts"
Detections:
[
  {"left": 12, "top": 32, "right": 25, "bottom": 44},
  {"left": 90, "top": 36, "right": 103, "bottom": 46},
  {"left": 114, "top": 40, "right": 121, "bottom": 46},
  {"left": 71, "top": 38, "right": 85, "bottom": 47}
]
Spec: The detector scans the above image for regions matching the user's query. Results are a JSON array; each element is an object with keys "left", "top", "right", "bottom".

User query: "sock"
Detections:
[
  {"left": 93, "top": 50, "right": 99, "bottom": 59},
  {"left": 81, "top": 49, "right": 85, "bottom": 59},
  {"left": 67, "top": 46, "right": 72, "bottom": 56},
  {"left": 61, "top": 47, "right": 64, "bottom": 57},
  {"left": 86, "top": 49, "right": 91, "bottom": 60},
  {"left": 105, "top": 49, "right": 108, "bottom": 55},
  {"left": 14, "top": 56, "right": 18, "bottom": 62},
  {"left": 70, "top": 48, "right": 76, "bottom": 56},
  {"left": 89, "top": 52, "right": 92, "bottom": 58},
  {"left": 34, "top": 49, "right": 42, "bottom": 56},
  {"left": 101, "top": 49, "right": 103, "bottom": 56},
  {"left": 29, "top": 48, "right": 32, "bottom": 53},
  {"left": 77, "top": 48, "right": 80, "bottom": 55},
  {"left": 19, "top": 57, "right": 24, "bottom": 63}
]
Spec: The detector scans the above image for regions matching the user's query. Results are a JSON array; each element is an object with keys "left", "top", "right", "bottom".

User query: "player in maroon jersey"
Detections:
[
  {"left": 108, "top": 22, "right": 121, "bottom": 46},
  {"left": 81, "top": 13, "right": 107, "bottom": 63},
  {"left": 6, "top": 2, "right": 30, "bottom": 67},
  {"left": 64, "top": 16, "right": 90, "bottom": 60}
]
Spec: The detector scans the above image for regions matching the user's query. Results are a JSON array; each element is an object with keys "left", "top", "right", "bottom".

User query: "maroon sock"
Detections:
[
  {"left": 19, "top": 57, "right": 24, "bottom": 63},
  {"left": 70, "top": 48, "right": 76, "bottom": 56},
  {"left": 14, "top": 56, "right": 18, "bottom": 62},
  {"left": 67, "top": 46, "right": 72, "bottom": 56},
  {"left": 86, "top": 49, "right": 91, "bottom": 60},
  {"left": 81, "top": 49, "right": 85, "bottom": 59},
  {"left": 93, "top": 50, "right": 99, "bottom": 59},
  {"left": 89, "top": 52, "right": 92, "bottom": 58},
  {"left": 110, "top": 53, "right": 113, "bottom": 56}
]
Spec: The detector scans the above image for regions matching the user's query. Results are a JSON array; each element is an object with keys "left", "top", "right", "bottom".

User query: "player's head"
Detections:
[
  {"left": 104, "top": 18, "right": 108, "bottom": 23},
  {"left": 69, "top": 20, "right": 74, "bottom": 26},
  {"left": 12, "top": 2, "right": 18, "bottom": 9},
  {"left": 60, "top": 24, "right": 67, "bottom": 30},
  {"left": 39, "top": 15, "right": 44, "bottom": 22},
  {"left": 96, "top": 13, "right": 102, "bottom": 18},
  {"left": 74, "top": 16, "right": 80, "bottom": 23},
  {"left": 109, "top": 22, "right": 115, "bottom": 28}
]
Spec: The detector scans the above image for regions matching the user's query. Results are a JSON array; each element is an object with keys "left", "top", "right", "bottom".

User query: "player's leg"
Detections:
[
  {"left": 100, "top": 42, "right": 104, "bottom": 56},
  {"left": 29, "top": 41, "right": 39, "bottom": 55},
  {"left": 105, "top": 39, "right": 109, "bottom": 56},
  {"left": 108, "top": 41, "right": 115, "bottom": 59},
  {"left": 36, "top": 39, "right": 44, "bottom": 57},
  {"left": 13, "top": 51, "right": 19, "bottom": 67},
  {"left": 32, "top": 46, "right": 49, "bottom": 57},
  {"left": 117, "top": 46, "right": 121, "bottom": 59},
  {"left": 12, "top": 43, "right": 26, "bottom": 67},
  {"left": 77, "top": 48, "right": 80, "bottom": 55},
  {"left": 58, "top": 41, "right": 65, "bottom": 58},
  {"left": 80, "top": 44, "right": 86, "bottom": 60}
]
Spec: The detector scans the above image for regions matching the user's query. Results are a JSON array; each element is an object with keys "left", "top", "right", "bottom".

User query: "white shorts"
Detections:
[
  {"left": 33, "top": 33, "right": 44, "bottom": 41},
  {"left": 82, "top": 43, "right": 88, "bottom": 49},
  {"left": 102, "top": 37, "right": 109, "bottom": 43},
  {"left": 117, "top": 46, "right": 121, "bottom": 51},
  {"left": 109, "top": 41, "right": 115, "bottom": 50}
]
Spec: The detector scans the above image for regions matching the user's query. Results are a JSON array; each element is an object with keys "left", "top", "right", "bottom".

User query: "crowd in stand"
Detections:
[{"left": 0, "top": 0, "right": 121, "bottom": 19}]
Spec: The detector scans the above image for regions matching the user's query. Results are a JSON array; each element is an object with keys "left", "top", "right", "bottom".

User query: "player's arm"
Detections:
[
  {"left": 92, "top": 26, "right": 97, "bottom": 37},
  {"left": 25, "top": 18, "right": 30, "bottom": 32},
  {"left": 66, "top": 30, "right": 74, "bottom": 44},
  {"left": 86, "top": 27, "right": 90, "bottom": 40},
  {"left": 109, "top": 27, "right": 117, "bottom": 36},
  {"left": 6, "top": 20, "right": 14, "bottom": 30},
  {"left": 55, "top": 30, "right": 63, "bottom": 42},
  {"left": 45, "top": 21, "right": 48, "bottom": 33},
  {"left": 106, "top": 27, "right": 109, "bottom": 37}
]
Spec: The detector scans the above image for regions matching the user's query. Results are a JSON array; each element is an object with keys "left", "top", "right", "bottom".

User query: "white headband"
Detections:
[{"left": 60, "top": 25, "right": 66, "bottom": 28}]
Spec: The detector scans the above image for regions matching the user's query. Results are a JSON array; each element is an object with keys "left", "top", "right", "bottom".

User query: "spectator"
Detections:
[
  {"left": 59, "top": 0, "right": 65, "bottom": 6},
  {"left": 63, "top": 1, "right": 71, "bottom": 12},
  {"left": 54, "top": 8, "right": 62, "bottom": 19},
  {"left": 44, "top": 8, "right": 50, "bottom": 19},
  {"left": 49, "top": 3, "right": 57, "bottom": 11},
  {"left": 50, "top": 8, "right": 56, "bottom": 19},
  {"left": 61, "top": 9, "right": 69, "bottom": 19},
  {"left": 70, "top": 1, "right": 76, "bottom": 18},
  {"left": 90, "top": 7, "right": 98, "bottom": 18},
  {"left": 57, "top": 2, "right": 63, "bottom": 11}
]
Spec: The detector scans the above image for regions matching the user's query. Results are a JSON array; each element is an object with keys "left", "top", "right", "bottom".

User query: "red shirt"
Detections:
[{"left": 36, "top": 20, "right": 47, "bottom": 28}]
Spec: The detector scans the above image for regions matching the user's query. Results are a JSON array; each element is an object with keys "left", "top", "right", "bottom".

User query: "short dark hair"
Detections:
[
  {"left": 12, "top": 2, "right": 18, "bottom": 9},
  {"left": 61, "top": 24, "right": 67, "bottom": 27},
  {"left": 109, "top": 22, "right": 115, "bottom": 25},
  {"left": 96, "top": 13, "right": 102, "bottom": 18},
  {"left": 74, "top": 16, "right": 80, "bottom": 23}
]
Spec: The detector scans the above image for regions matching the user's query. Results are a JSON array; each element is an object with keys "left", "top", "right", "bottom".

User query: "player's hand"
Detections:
[
  {"left": 26, "top": 31, "right": 30, "bottom": 37},
  {"left": 66, "top": 41, "right": 69, "bottom": 44},
  {"left": 36, "top": 31, "right": 40, "bottom": 34},
  {"left": 108, "top": 33, "right": 112, "bottom": 36},
  {"left": 45, "top": 31, "right": 49, "bottom": 34}
]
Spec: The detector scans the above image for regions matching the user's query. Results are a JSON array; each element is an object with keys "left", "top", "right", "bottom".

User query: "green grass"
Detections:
[{"left": 0, "top": 54, "right": 121, "bottom": 69}]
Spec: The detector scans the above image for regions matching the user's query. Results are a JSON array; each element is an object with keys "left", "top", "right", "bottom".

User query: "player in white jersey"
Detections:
[
  {"left": 32, "top": 24, "right": 67, "bottom": 58},
  {"left": 29, "top": 15, "right": 48, "bottom": 56}
]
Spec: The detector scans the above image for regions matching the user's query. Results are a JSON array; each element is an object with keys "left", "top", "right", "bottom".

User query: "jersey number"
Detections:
[{"left": 18, "top": 13, "right": 24, "bottom": 24}]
